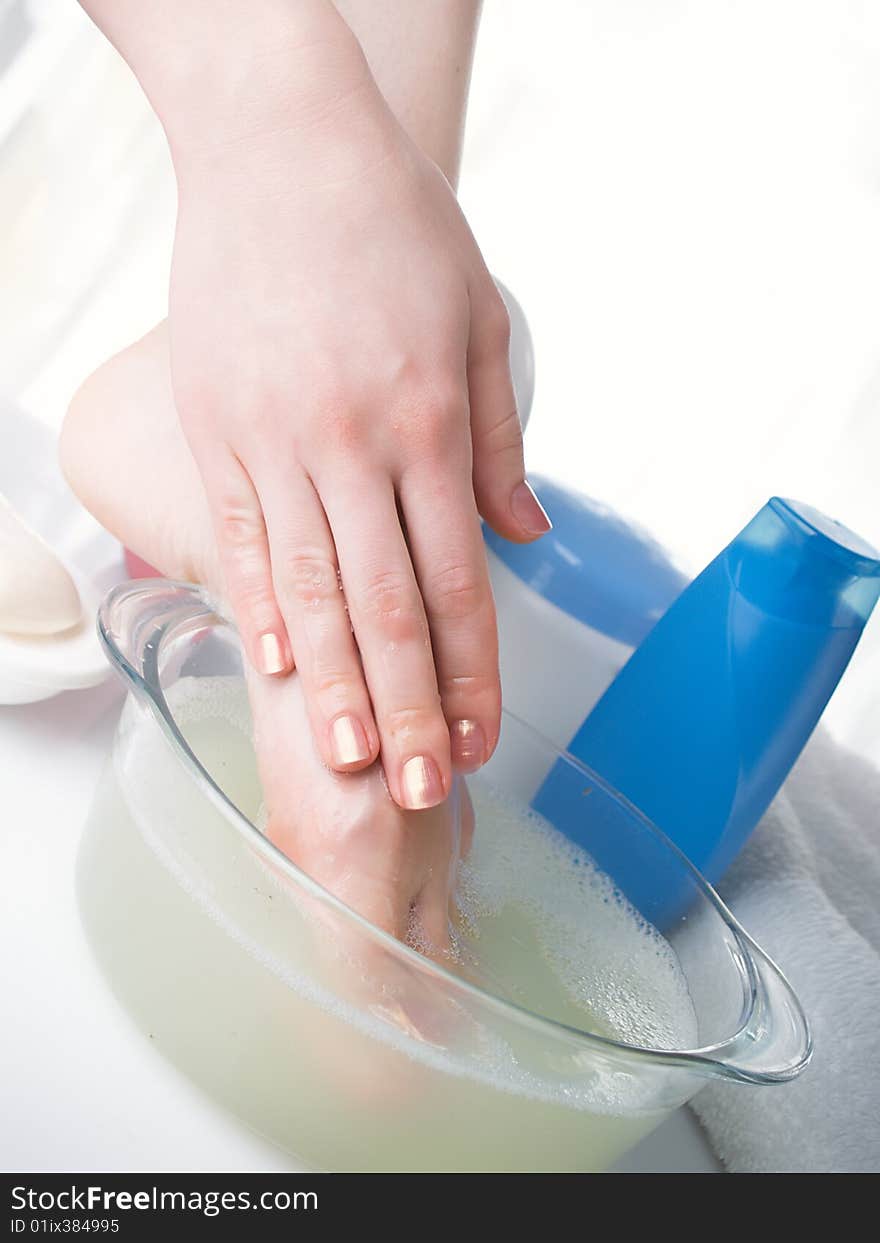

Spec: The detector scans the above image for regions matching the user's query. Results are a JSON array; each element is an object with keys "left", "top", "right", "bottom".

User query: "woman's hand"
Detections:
[
  {"left": 162, "top": 12, "right": 549, "bottom": 811},
  {"left": 77, "top": 0, "right": 551, "bottom": 809}
]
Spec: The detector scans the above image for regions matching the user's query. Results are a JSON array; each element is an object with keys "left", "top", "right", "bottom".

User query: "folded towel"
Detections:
[{"left": 690, "top": 727, "right": 880, "bottom": 1173}]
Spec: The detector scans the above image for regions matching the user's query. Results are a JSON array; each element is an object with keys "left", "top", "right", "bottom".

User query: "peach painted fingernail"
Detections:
[
  {"left": 329, "top": 713, "right": 371, "bottom": 767},
  {"left": 510, "top": 480, "right": 552, "bottom": 536},
  {"left": 257, "top": 631, "right": 287, "bottom": 676},
  {"left": 401, "top": 755, "right": 445, "bottom": 810},
  {"left": 450, "top": 719, "right": 486, "bottom": 772}
]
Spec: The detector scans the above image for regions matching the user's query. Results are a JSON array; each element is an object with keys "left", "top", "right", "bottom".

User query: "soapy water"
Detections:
[
  {"left": 447, "top": 781, "right": 697, "bottom": 1051},
  {"left": 77, "top": 675, "right": 700, "bottom": 1170},
  {"left": 167, "top": 675, "right": 696, "bottom": 1051}
]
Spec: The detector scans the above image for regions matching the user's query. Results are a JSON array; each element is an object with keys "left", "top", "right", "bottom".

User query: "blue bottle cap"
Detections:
[
  {"left": 736, "top": 497, "right": 880, "bottom": 625},
  {"left": 483, "top": 475, "right": 687, "bottom": 646}
]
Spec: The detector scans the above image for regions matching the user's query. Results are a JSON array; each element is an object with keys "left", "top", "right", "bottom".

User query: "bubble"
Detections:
[
  {"left": 456, "top": 779, "right": 699, "bottom": 1051},
  {"left": 165, "top": 673, "right": 253, "bottom": 736}
]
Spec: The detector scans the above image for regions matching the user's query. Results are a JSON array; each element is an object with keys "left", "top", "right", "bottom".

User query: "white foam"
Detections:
[
  {"left": 166, "top": 672, "right": 253, "bottom": 736},
  {"left": 457, "top": 780, "right": 699, "bottom": 1051}
]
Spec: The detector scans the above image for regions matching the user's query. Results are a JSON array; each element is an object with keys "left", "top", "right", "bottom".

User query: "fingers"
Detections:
[
  {"left": 398, "top": 437, "right": 501, "bottom": 774},
  {"left": 409, "top": 892, "right": 453, "bottom": 961},
  {"left": 468, "top": 282, "right": 552, "bottom": 543},
  {"left": 457, "top": 777, "right": 476, "bottom": 861},
  {"left": 258, "top": 464, "right": 380, "bottom": 774},
  {"left": 319, "top": 472, "right": 452, "bottom": 811},
  {"left": 201, "top": 444, "right": 293, "bottom": 678},
  {"left": 414, "top": 780, "right": 474, "bottom": 971},
  {"left": 248, "top": 654, "right": 472, "bottom": 1091}
]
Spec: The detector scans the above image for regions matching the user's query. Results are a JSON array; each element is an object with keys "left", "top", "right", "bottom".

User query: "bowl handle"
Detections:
[
  {"left": 713, "top": 932, "right": 812, "bottom": 1085},
  {"left": 97, "top": 579, "right": 220, "bottom": 699}
]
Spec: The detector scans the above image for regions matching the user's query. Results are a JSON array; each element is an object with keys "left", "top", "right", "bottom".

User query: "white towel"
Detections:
[{"left": 690, "top": 728, "right": 880, "bottom": 1173}]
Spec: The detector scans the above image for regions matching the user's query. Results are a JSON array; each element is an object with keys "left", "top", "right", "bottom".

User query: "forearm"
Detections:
[
  {"left": 77, "top": 1, "right": 368, "bottom": 162},
  {"left": 78, "top": 0, "right": 482, "bottom": 186}
]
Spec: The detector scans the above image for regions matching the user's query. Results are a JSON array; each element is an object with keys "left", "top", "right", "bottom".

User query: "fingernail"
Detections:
[
  {"left": 401, "top": 755, "right": 445, "bottom": 810},
  {"left": 510, "top": 480, "right": 552, "bottom": 536},
  {"left": 257, "top": 631, "right": 287, "bottom": 676},
  {"left": 329, "top": 713, "right": 371, "bottom": 767},
  {"left": 450, "top": 719, "right": 486, "bottom": 772}
]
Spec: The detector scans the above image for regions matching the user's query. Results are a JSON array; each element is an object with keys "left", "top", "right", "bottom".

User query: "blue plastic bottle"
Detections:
[{"left": 489, "top": 491, "right": 880, "bottom": 923}]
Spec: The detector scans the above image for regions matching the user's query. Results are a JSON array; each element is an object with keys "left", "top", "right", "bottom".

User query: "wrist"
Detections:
[{"left": 137, "top": 1, "right": 371, "bottom": 170}]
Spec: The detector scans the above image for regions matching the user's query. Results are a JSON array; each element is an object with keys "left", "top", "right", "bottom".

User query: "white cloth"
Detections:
[{"left": 690, "top": 729, "right": 880, "bottom": 1173}]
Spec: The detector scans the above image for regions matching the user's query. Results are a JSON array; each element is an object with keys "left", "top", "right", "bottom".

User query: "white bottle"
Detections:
[{"left": 491, "top": 283, "right": 687, "bottom": 792}]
